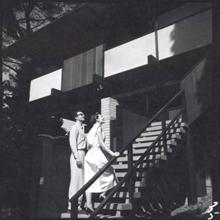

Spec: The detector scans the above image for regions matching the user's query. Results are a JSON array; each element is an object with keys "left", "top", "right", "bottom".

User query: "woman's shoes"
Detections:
[
  {"left": 99, "top": 193, "right": 106, "bottom": 201},
  {"left": 85, "top": 207, "right": 94, "bottom": 215}
]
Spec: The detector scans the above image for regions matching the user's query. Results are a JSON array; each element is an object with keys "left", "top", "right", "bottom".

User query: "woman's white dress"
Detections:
[{"left": 84, "top": 123, "right": 117, "bottom": 193}]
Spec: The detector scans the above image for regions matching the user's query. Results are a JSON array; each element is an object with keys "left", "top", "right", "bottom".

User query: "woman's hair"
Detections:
[
  {"left": 90, "top": 112, "right": 100, "bottom": 125},
  {"left": 73, "top": 110, "right": 83, "bottom": 119}
]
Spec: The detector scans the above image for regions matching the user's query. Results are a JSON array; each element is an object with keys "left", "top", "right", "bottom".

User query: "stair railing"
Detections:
[
  {"left": 90, "top": 109, "right": 184, "bottom": 218},
  {"left": 69, "top": 89, "right": 185, "bottom": 218}
]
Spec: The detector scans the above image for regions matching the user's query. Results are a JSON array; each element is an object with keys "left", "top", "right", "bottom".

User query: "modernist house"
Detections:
[{"left": 4, "top": 1, "right": 220, "bottom": 219}]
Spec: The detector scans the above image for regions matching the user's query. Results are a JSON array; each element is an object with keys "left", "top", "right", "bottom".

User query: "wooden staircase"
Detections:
[{"left": 61, "top": 116, "right": 188, "bottom": 219}]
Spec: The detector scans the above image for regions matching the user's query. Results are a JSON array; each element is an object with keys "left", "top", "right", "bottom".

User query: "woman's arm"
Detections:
[{"left": 97, "top": 127, "right": 119, "bottom": 157}]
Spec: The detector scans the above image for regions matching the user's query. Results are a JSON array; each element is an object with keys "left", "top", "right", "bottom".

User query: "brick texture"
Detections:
[{"left": 101, "top": 97, "right": 119, "bottom": 149}]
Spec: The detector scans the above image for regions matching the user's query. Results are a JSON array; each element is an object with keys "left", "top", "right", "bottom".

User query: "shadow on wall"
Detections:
[
  {"left": 169, "top": 10, "right": 212, "bottom": 124},
  {"left": 168, "top": 8, "right": 213, "bottom": 203}
]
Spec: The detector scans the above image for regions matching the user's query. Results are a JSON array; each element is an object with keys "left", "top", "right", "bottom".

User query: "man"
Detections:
[{"left": 68, "top": 110, "right": 87, "bottom": 211}]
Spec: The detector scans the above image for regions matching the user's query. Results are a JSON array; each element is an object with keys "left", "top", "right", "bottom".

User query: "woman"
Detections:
[{"left": 84, "top": 113, "right": 120, "bottom": 213}]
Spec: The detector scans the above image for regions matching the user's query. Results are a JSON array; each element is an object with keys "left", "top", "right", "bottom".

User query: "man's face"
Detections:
[{"left": 75, "top": 111, "right": 85, "bottom": 122}]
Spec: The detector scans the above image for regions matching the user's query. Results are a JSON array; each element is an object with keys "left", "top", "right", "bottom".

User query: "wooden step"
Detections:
[
  {"left": 120, "top": 180, "right": 147, "bottom": 188},
  {"left": 135, "top": 133, "right": 181, "bottom": 143},
  {"left": 145, "top": 118, "right": 183, "bottom": 131},
  {"left": 94, "top": 202, "right": 132, "bottom": 211},
  {"left": 60, "top": 210, "right": 122, "bottom": 219},
  {"left": 61, "top": 210, "right": 89, "bottom": 219},
  {"left": 112, "top": 163, "right": 128, "bottom": 170},
  {"left": 93, "top": 192, "right": 129, "bottom": 204},
  {"left": 133, "top": 139, "right": 177, "bottom": 149},
  {"left": 150, "top": 120, "right": 171, "bottom": 127},
  {"left": 116, "top": 170, "right": 149, "bottom": 178},
  {"left": 116, "top": 152, "right": 171, "bottom": 163},
  {"left": 113, "top": 161, "right": 156, "bottom": 170},
  {"left": 117, "top": 154, "right": 160, "bottom": 162},
  {"left": 124, "top": 145, "right": 173, "bottom": 155},
  {"left": 141, "top": 127, "right": 186, "bottom": 137},
  {"left": 148, "top": 121, "right": 185, "bottom": 130}
]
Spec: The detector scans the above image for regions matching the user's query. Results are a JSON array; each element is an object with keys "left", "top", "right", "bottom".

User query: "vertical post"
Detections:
[
  {"left": 212, "top": 0, "right": 220, "bottom": 206},
  {"left": 152, "top": 0, "right": 159, "bottom": 60},
  {"left": 161, "top": 111, "right": 167, "bottom": 154},
  {"left": 154, "top": 20, "right": 159, "bottom": 60},
  {"left": 185, "top": 127, "right": 197, "bottom": 204},
  {"left": 70, "top": 199, "right": 78, "bottom": 219},
  {"left": 182, "top": 90, "right": 197, "bottom": 204},
  {"left": 127, "top": 144, "right": 134, "bottom": 207},
  {"left": 0, "top": 0, "right": 3, "bottom": 149}
]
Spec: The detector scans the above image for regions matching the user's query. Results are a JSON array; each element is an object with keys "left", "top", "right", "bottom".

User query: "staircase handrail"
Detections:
[
  {"left": 90, "top": 109, "right": 184, "bottom": 217},
  {"left": 69, "top": 89, "right": 184, "bottom": 218}
]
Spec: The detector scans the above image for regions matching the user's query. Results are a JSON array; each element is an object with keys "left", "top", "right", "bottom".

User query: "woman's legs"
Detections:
[
  {"left": 99, "top": 191, "right": 107, "bottom": 200},
  {"left": 85, "top": 192, "right": 94, "bottom": 211}
]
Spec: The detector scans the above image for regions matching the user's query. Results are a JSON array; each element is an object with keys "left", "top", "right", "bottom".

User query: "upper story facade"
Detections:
[{"left": 4, "top": 1, "right": 213, "bottom": 121}]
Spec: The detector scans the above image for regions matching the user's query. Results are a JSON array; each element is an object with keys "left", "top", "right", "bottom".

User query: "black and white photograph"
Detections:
[{"left": 1, "top": 0, "right": 220, "bottom": 219}]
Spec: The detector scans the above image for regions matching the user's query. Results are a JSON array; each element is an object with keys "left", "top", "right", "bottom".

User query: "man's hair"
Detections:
[{"left": 74, "top": 110, "right": 84, "bottom": 118}]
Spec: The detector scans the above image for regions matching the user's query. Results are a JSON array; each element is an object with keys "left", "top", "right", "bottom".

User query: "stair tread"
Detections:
[
  {"left": 150, "top": 120, "right": 172, "bottom": 127},
  {"left": 61, "top": 211, "right": 89, "bottom": 219},
  {"left": 94, "top": 202, "right": 132, "bottom": 210},
  {"left": 133, "top": 139, "right": 178, "bottom": 147},
  {"left": 141, "top": 127, "right": 185, "bottom": 137},
  {"left": 63, "top": 117, "right": 186, "bottom": 219},
  {"left": 135, "top": 133, "right": 182, "bottom": 143},
  {"left": 60, "top": 212, "right": 122, "bottom": 219},
  {"left": 124, "top": 145, "right": 174, "bottom": 155}
]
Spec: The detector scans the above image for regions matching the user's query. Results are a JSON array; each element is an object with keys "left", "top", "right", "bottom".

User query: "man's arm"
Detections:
[{"left": 69, "top": 125, "right": 79, "bottom": 160}]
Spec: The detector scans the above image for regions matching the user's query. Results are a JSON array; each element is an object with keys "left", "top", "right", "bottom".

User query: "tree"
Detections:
[{"left": 1, "top": 1, "right": 83, "bottom": 218}]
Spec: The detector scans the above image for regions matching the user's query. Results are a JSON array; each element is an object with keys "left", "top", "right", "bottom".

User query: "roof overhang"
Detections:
[
  {"left": 3, "top": 1, "right": 185, "bottom": 63},
  {"left": 3, "top": 3, "right": 117, "bottom": 62}
]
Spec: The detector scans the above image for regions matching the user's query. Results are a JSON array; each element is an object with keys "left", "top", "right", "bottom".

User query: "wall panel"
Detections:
[
  {"left": 62, "top": 45, "right": 103, "bottom": 92},
  {"left": 181, "top": 55, "right": 212, "bottom": 124}
]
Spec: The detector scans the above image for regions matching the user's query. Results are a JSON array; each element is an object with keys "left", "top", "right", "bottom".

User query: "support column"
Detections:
[
  {"left": 212, "top": 1, "right": 220, "bottom": 204},
  {"left": 101, "top": 97, "right": 119, "bottom": 149},
  {"left": 182, "top": 90, "right": 197, "bottom": 205},
  {"left": 185, "top": 126, "right": 197, "bottom": 204}
]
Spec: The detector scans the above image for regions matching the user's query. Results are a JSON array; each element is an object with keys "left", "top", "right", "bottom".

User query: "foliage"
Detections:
[
  {"left": 1, "top": 1, "right": 82, "bottom": 217},
  {"left": 2, "top": 0, "right": 82, "bottom": 143}
]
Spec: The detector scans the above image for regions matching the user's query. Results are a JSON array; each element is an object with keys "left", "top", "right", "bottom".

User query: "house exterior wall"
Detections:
[
  {"left": 181, "top": 54, "right": 212, "bottom": 124},
  {"left": 62, "top": 45, "right": 103, "bottom": 92},
  {"left": 211, "top": 0, "right": 220, "bottom": 203},
  {"left": 157, "top": 9, "right": 212, "bottom": 60},
  {"left": 31, "top": 135, "right": 70, "bottom": 219},
  {"left": 104, "top": 3, "right": 212, "bottom": 77},
  {"left": 120, "top": 107, "right": 149, "bottom": 147}
]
